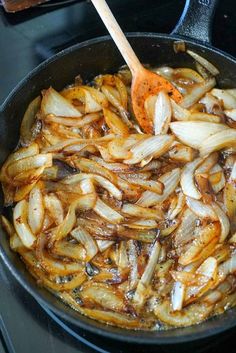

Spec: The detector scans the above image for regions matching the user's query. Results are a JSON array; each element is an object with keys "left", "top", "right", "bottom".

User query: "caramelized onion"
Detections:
[{"left": 2, "top": 60, "right": 236, "bottom": 331}]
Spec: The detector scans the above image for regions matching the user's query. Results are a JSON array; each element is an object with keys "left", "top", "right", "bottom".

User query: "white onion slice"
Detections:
[
  {"left": 155, "top": 66, "right": 174, "bottom": 80},
  {"left": 52, "top": 194, "right": 97, "bottom": 243},
  {"left": 83, "top": 89, "right": 102, "bottom": 113},
  {"left": 181, "top": 158, "right": 203, "bottom": 199},
  {"left": 209, "top": 164, "right": 226, "bottom": 193},
  {"left": 168, "top": 143, "right": 195, "bottom": 163},
  {"left": 63, "top": 173, "right": 122, "bottom": 200},
  {"left": 96, "top": 240, "right": 114, "bottom": 252},
  {"left": 124, "top": 135, "right": 174, "bottom": 164},
  {"left": 125, "top": 177, "right": 163, "bottom": 194},
  {"left": 178, "top": 223, "right": 219, "bottom": 266},
  {"left": 195, "top": 152, "right": 218, "bottom": 174},
  {"left": 200, "top": 129, "right": 236, "bottom": 156},
  {"left": 186, "top": 197, "right": 217, "bottom": 220},
  {"left": 133, "top": 241, "right": 161, "bottom": 307},
  {"left": 122, "top": 204, "right": 163, "bottom": 220},
  {"left": 45, "top": 113, "right": 100, "bottom": 127},
  {"left": 181, "top": 78, "right": 216, "bottom": 108},
  {"left": 189, "top": 112, "right": 221, "bottom": 123},
  {"left": 211, "top": 203, "right": 230, "bottom": 242},
  {"left": 101, "top": 85, "right": 131, "bottom": 127},
  {"left": 170, "top": 121, "right": 228, "bottom": 149},
  {"left": 136, "top": 168, "right": 180, "bottom": 207},
  {"left": 218, "top": 254, "right": 236, "bottom": 282},
  {"left": 117, "top": 241, "right": 129, "bottom": 269},
  {"left": 80, "top": 178, "right": 96, "bottom": 194},
  {"left": 94, "top": 198, "right": 124, "bottom": 224},
  {"left": 28, "top": 185, "right": 44, "bottom": 234},
  {"left": 154, "top": 91, "right": 172, "bottom": 135},
  {"left": 7, "top": 154, "right": 52, "bottom": 178},
  {"left": 171, "top": 281, "right": 185, "bottom": 311},
  {"left": 154, "top": 300, "right": 213, "bottom": 327},
  {"left": 13, "top": 200, "right": 36, "bottom": 248},
  {"left": 128, "top": 240, "right": 139, "bottom": 290},
  {"left": 41, "top": 87, "right": 82, "bottom": 117},
  {"left": 170, "top": 99, "right": 190, "bottom": 121},
  {"left": 174, "top": 208, "right": 198, "bottom": 247},
  {"left": 184, "top": 257, "right": 218, "bottom": 303},
  {"left": 94, "top": 175, "right": 123, "bottom": 200},
  {"left": 224, "top": 109, "right": 236, "bottom": 121},
  {"left": 124, "top": 219, "right": 157, "bottom": 229},
  {"left": 211, "top": 88, "right": 236, "bottom": 109},
  {"left": 168, "top": 192, "right": 185, "bottom": 220},
  {"left": 44, "top": 194, "right": 64, "bottom": 225},
  {"left": 71, "top": 225, "right": 98, "bottom": 261},
  {"left": 186, "top": 50, "right": 219, "bottom": 76},
  {"left": 200, "top": 93, "right": 221, "bottom": 114},
  {"left": 196, "top": 257, "right": 217, "bottom": 278},
  {"left": 6, "top": 143, "right": 39, "bottom": 164}
]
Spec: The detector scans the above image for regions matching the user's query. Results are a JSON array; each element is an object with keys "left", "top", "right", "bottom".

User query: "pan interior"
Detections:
[{"left": 1, "top": 33, "right": 236, "bottom": 344}]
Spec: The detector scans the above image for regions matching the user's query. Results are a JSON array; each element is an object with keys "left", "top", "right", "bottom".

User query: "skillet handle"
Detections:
[{"left": 172, "top": 0, "right": 219, "bottom": 44}]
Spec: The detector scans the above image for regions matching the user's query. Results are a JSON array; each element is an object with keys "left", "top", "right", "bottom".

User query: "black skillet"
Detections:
[{"left": 1, "top": 0, "right": 236, "bottom": 345}]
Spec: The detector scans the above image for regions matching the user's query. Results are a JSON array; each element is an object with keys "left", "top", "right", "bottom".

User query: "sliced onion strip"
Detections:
[
  {"left": 181, "top": 158, "right": 203, "bottom": 199},
  {"left": 154, "top": 91, "right": 172, "bottom": 135},
  {"left": 13, "top": 200, "right": 36, "bottom": 248}
]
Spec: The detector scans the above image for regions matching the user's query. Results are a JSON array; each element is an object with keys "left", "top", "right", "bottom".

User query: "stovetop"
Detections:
[{"left": 1, "top": 0, "right": 236, "bottom": 352}]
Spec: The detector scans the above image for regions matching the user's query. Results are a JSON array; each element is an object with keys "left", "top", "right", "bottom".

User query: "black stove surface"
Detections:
[{"left": 1, "top": 0, "right": 236, "bottom": 352}]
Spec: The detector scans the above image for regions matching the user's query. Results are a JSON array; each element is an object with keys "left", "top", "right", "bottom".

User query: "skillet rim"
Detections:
[{"left": 1, "top": 32, "right": 236, "bottom": 345}]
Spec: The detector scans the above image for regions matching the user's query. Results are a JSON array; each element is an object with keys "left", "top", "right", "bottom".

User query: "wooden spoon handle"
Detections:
[{"left": 90, "top": 0, "right": 143, "bottom": 75}]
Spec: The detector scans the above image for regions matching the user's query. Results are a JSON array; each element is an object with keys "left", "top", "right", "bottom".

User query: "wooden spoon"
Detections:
[{"left": 91, "top": 0, "right": 182, "bottom": 134}]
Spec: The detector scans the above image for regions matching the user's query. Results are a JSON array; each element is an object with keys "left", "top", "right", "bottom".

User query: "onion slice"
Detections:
[
  {"left": 224, "top": 109, "right": 236, "bottom": 121},
  {"left": 20, "top": 96, "right": 41, "bottom": 145},
  {"left": 71, "top": 225, "right": 98, "bottom": 261},
  {"left": 211, "top": 203, "right": 230, "bottom": 242},
  {"left": 133, "top": 241, "right": 161, "bottom": 307},
  {"left": 170, "top": 121, "right": 228, "bottom": 149},
  {"left": 168, "top": 192, "right": 185, "bottom": 220},
  {"left": 186, "top": 50, "right": 219, "bottom": 76},
  {"left": 174, "top": 208, "right": 198, "bottom": 247},
  {"left": 154, "top": 91, "right": 172, "bottom": 135},
  {"left": 124, "top": 177, "right": 163, "bottom": 194},
  {"left": 13, "top": 200, "right": 36, "bottom": 248},
  {"left": 7, "top": 153, "right": 52, "bottom": 178},
  {"left": 122, "top": 203, "right": 164, "bottom": 220},
  {"left": 200, "top": 129, "right": 236, "bottom": 156},
  {"left": 97, "top": 240, "right": 114, "bottom": 252},
  {"left": 44, "top": 194, "right": 64, "bottom": 225},
  {"left": 94, "top": 198, "right": 124, "bottom": 224},
  {"left": 51, "top": 193, "right": 96, "bottom": 243},
  {"left": 171, "top": 281, "right": 185, "bottom": 311},
  {"left": 28, "top": 185, "right": 44, "bottom": 234},
  {"left": 211, "top": 89, "right": 236, "bottom": 109},
  {"left": 186, "top": 197, "right": 217, "bottom": 220},
  {"left": 154, "top": 300, "right": 213, "bottom": 327},
  {"left": 181, "top": 78, "right": 216, "bottom": 108},
  {"left": 124, "top": 135, "right": 174, "bottom": 165},
  {"left": 181, "top": 158, "right": 203, "bottom": 199},
  {"left": 137, "top": 168, "right": 180, "bottom": 207},
  {"left": 178, "top": 223, "right": 220, "bottom": 266},
  {"left": 170, "top": 99, "right": 190, "bottom": 121},
  {"left": 41, "top": 87, "right": 82, "bottom": 117},
  {"left": 103, "top": 108, "right": 129, "bottom": 136}
]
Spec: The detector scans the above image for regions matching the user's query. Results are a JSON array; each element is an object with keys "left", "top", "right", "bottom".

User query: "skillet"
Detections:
[{"left": 1, "top": 0, "right": 236, "bottom": 345}]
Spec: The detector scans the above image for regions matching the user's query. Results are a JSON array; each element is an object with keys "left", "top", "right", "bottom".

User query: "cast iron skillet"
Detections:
[{"left": 1, "top": 0, "right": 236, "bottom": 345}]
